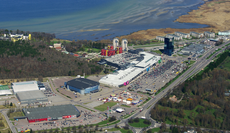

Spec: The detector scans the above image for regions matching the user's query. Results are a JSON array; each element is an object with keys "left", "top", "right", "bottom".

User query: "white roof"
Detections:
[
  {"left": 0, "top": 90, "right": 12, "bottom": 95},
  {"left": 12, "top": 81, "right": 39, "bottom": 93},
  {"left": 116, "top": 108, "right": 124, "bottom": 112},
  {"left": 99, "top": 52, "right": 161, "bottom": 87}
]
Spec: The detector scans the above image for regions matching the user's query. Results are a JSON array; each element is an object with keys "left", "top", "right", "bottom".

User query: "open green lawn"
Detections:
[
  {"left": 8, "top": 111, "right": 24, "bottom": 120},
  {"left": 94, "top": 102, "right": 117, "bottom": 111},
  {"left": 84, "top": 48, "right": 101, "bottom": 53},
  {"left": 133, "top": 44, "right": 163, "bottom": 48},
  {"left": 218, "top": 56, "right": 230, "bottom": 71},
  {"left": 128, "top": 119, "right": 151, "bottom": 128}
]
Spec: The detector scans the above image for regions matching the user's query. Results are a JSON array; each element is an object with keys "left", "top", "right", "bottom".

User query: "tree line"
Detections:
[
  {"left": 150, "top": 51, "right": 230, "bottom": 130},
  {"left": 0, "top": 40, "right": 103, "bottom": 79}
]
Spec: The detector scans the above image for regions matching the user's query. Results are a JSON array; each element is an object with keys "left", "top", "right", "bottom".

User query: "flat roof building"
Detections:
[
  {"left": 190, "top": 32, "right": 204, "bottom": 38},
  {"left": 16, "top": 90, "right": 48, "bottom": 105},
  {"left": 23, "top": 104, "right": 80, "bottom": 123},
  {"left": 0, "top": 85, "right": 12, "bottom": 95},
  {"left": 65, "top": 78, "right": 100, "bottom": 94},
  {"left": 99, "top": 52, "right": 161, "bottom": 87},
  {"left": 156, "top": 36, "right": 165, "bottom": 41},
  {"left": 204, "top": 31, "right": 215, "bottom": 38},
  {"left": 174, "top": 32, "right": 190, "bottom": 38},
  {"left": 166, "top": 34, "right": 182, "bottom": 40},
  {"left": 11, "top": 81, "right": 39, "bottom": 94}
]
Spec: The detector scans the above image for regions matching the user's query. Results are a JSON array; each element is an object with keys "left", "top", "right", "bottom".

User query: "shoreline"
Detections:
[{"left": 117, "top": 0, "right": 230, "bottom": 40}]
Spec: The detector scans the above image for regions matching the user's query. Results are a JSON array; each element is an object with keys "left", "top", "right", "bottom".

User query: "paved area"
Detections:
[{"left": 86, "top": 101, "right": 104, "bottom": 108}]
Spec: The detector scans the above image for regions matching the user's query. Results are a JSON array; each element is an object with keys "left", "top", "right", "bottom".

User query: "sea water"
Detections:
[{"left": 0, "top": 0, "right": 208, "bottom": 41}]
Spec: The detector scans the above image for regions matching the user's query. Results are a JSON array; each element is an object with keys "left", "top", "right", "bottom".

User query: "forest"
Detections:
[
  {"left": 0, "top": 39, "right": 103, "bottom": 79},
  {"left": 150, "top": 51, "right": 230, "bottom": 131}
]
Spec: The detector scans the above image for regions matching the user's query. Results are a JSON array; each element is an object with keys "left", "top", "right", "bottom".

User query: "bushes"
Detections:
[
  {"left": 134, "top": 117, "right": 139, "bottom": 123},
  {"left": 109, "top": 116, "right": 116, "bottom": 122},
  {"left": 143, "top": 119, "right": 151, "bottom": 125}
]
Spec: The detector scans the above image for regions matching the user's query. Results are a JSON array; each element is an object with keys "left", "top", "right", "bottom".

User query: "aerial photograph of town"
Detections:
[{"left": 0, "top": 0, "right": 230, "bottom": 133}]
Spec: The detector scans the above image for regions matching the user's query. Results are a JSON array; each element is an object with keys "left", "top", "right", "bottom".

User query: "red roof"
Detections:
[
  {"left": 74, "top": 54, "right": 79, "bottom": 57},
  {"left": 55, "top": 47, "right": 62, "bottom": 49}
]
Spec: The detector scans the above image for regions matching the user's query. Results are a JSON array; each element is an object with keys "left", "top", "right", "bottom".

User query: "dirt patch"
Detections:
[{"left": 58, "top": 88, "right": 77, "bottom": 99}]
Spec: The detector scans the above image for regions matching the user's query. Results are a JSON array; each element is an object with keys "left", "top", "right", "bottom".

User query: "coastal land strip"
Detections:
[{"left": 118, "top": 0, "right": 230, "bottom": 40}]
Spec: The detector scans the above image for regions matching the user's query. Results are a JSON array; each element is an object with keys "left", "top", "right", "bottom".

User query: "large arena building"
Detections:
[
  {"left": 65, "top": 78, "right": 100, "bottom": 94},
  {"left": 99, "top": 51, "right": 161, "bottom": 87},
  {"left": 11, "top": 81, "right": 39, "bottom": 94},
  {"left": 23, "top": 104, "right": 80, "bottom": 123}
]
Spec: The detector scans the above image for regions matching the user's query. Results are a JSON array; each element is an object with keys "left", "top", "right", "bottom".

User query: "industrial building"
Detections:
[
  {"left": 156, "top": 36, "right": 165, "bottom": 41},
  {"left": 204, "top": 31, "right": 215, "bottom": 38},
  {"left": 22, "top": 104, "right": 80, "bottom": 123},
  {"left": 174, "top": 32, "right": 190, "bottom": 38},
  {"left": 101, "top": 38, "right": 127, "bottom": 56},
  {"left": 166, "top": 34, "right": 182, "bottom": 40},
  {"left": 11, "top": 81, "right": 39, "bottom": 94},
  {"left": 190, "top": 32, "right": 204, "bottom": 38},
  {"left": 99, "top": 51, "right": 161, "bottom": 87},
  {"left": 0, "top": 85, "right": 12, "bottom": 95},
  {"left": 16, "top": 90, "right": 48, "bottom": 105},
  {"left": 164, "top": 37, "right": 174, "bottom": 56},
  {"left": 65, "top": 78, "right": 100, "bottom": 94},
  {"left": 180, "top": 44, "right": 210, "bottom": 55}
]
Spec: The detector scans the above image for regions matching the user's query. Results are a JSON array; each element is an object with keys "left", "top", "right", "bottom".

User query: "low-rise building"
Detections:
[
  {"left": 53, "top": 43, "right": 62, "bottom": 48},
  {"left": 156, "top": 36, "right": 165, "bottom": 41},
  {"left": 190, "top": 32, "right": 204, "bottom": 38},
  {"left": 218, "top": 30, "right": 230, "bottom": 36},
  {"left": 204, "top": 31, "right": 215, "bottom": 38},
  {"left": 174, "top": 32, "right": 190, "bottom": 38},
  {"left": 181, "top": 44, "right": 209, "bottom": 55},
  {"left": 166, "top": 34, "right": 182, "bottom": 40}
]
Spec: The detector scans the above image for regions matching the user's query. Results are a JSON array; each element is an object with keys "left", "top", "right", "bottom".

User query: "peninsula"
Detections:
[{"left": 118, "top": 0, "right": 230, "bottom": 40}]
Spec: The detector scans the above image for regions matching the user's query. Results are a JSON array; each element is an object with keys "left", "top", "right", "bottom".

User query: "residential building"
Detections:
[
  {"left": 174, "top": 32, "right": 190, "bottom": 38},
  {"left": 156, "top": 36, "right": 165, "bottom": 42},
  {"left": 204, "top": 31, "right": 215, "bottom": 38},
  {"left": 166, "top": 34, "right": 182, "bottom": 40},
  {"left": 190, "top": 32, "right": 204, "bottom": 38},
  {"left": 53, "top": 43, "right": 62, "bottom": 48}
]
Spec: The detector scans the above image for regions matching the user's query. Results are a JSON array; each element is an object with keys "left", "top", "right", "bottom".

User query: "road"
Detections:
[
  {"left": 0, "top": 109, "right": 17, "bottom": 133},
  {"left": 140, "top": 40, "right": 230, "bottom": 133}
]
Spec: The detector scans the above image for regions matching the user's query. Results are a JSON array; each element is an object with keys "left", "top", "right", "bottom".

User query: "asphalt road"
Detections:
[{"left": 141, "top": 41, "right": 230, "bottom": 133}]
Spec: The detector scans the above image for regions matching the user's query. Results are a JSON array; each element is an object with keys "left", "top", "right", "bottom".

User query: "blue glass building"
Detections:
[{"left": 164, "top": 37, "right": 174, "bottom": 56}]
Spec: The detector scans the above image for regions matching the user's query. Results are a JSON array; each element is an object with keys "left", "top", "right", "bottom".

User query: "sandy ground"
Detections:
[{"left": 118, "top": 0, "right": 230, "bottom": 40}]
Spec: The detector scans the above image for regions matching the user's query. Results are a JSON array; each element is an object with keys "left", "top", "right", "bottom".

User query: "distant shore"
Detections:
[{"left": 118, "top": 0, "right": 230, "bottom": 40}]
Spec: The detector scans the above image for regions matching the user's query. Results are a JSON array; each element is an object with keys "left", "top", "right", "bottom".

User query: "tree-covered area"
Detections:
[
  {"left": 0, "top": 40, "right": 103, "bottom": 79},
  {"left": 150, "top": 51, "right": 230, "bottom": 130}
]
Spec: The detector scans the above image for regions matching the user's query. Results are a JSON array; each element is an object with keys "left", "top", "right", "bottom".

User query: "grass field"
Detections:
[
  {"left": 84, "top": 48, "right": 101, "bottom": 53},
  {"left": 128, "top": 119, "right": 151, "bottom": 128},
  {"left": 8, "top": 111, "right": 24, "bottom": 120},
  {"left": 94, "top": 102, "right": 117, "bottom": 111},
  {"left": 0, "top": 114, "right": 10, "bottom": 133},
  {"left": 218, "top": 56, "right": 230, "bottom": 71},
  {"left": 151, "top": 127, "right": 161, "bottom": 132},
  {"left": 133, "top": 44, "right": 163, "bottom": 49}
]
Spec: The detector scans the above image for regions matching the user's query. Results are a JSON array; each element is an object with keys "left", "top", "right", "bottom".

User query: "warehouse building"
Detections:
[
  {"left": 16, "top": 90, "right": 48, "bottom": 105},
  {"left": 22, "top": 104, "right": 80, "bottom": 123},
  {"left": 65, "top": 78, "right": 100, "bottom": 95},
  {"left": 11, "top": 81, "right": 39, "bottom": 94},
  {"left": 0, "top": 85, "right": 12, "bottom": 95}
]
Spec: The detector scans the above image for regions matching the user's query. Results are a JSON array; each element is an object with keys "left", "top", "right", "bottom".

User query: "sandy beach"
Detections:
[{"left": 118, "top": 0, "right": 230, "bottom": 40}]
